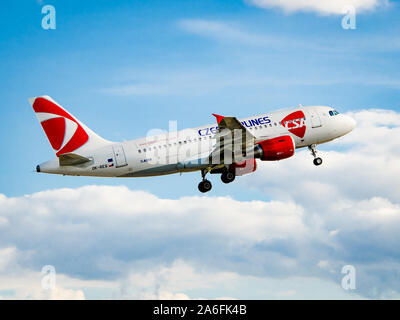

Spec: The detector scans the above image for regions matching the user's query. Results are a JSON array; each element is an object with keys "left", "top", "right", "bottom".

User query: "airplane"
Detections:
[{"left": 30, "top": 96, "right": 356, "bottom": 193}]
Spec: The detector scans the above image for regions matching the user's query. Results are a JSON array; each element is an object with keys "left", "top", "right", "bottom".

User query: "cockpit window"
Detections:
[{"left": 329, "top": 110, "right": 340, "bottom": 116}]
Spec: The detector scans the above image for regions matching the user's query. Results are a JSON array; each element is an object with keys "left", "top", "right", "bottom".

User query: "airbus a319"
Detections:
[{"left": 30, "top": 96, "right": 355, "bottom": 193}]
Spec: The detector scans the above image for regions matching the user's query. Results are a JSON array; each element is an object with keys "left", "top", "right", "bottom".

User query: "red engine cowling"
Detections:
[
  {"left": 255, "top": 135, "right": 295, "bottom": 161},
  {"left": 229, "top": 159, "right": 257, "bottom": 176}
]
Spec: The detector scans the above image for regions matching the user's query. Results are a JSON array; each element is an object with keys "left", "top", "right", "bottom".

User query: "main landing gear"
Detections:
[
  {"left": 308, "top": 144, "right": 323, "bottom": 166},
  {"left": 198, "top": 168, "right": 237, "bottom": 193},
  {"left": 198, "top": 180, "right": 212, "bottom": 193},
  {"left": 198, "top": 169, "right": 212, "bottom": 193},
  {"left": 221, "top": 170, "right": 235, "bottom": 184}
]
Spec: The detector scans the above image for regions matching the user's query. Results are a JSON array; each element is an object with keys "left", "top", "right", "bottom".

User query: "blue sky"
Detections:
[{"left": 0, "top": 0, "right": 400, "bottom": 299}]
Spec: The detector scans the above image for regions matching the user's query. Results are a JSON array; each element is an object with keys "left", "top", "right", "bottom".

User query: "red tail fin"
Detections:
[{"left": 30, "top": 96, "right": 110, "bottom": 156}]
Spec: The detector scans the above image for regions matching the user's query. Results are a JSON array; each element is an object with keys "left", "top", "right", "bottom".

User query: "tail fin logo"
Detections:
[
  {"left": 33, "top": 97, "right": 89, "bottom": 156},
  {"left": 280, "top": 110, "right": 306, "bottom": 138}
]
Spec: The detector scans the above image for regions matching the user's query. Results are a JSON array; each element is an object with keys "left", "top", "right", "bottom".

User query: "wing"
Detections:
[{"left": 208, "top": 114, "right": 256, "bottom": 165}]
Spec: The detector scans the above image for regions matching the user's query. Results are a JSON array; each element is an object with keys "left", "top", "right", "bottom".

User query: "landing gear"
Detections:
[
  {"left": 197, "top": 168, "right": 236, "bottom": 192},
  {"left": 198, "top": 169, "right": 212, "bottom": 193},
  {"left": 313, "top": 157, "right": 323, "bottom": 166},
  {"left": 221, "top": 170, "right": 235, "bottom": 184},
  {"left": 308, "top": 144, "right": 323, "bottom": 166},
  {"left": 198, "top": 179, "right": 212, "bottom": 193}
]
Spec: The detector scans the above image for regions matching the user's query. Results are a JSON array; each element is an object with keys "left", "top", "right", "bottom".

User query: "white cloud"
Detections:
[
  {"left": 0, "top": 246, "right": 100, "bottom": 300},
  {"left": 177, "top": 19, "right": 327, "bottom": 51},
  {"left": 0, "top": 186, "right": 313, "bottom": 299},
  {"left": 0, "top": 247, "right": 17, "bottom": 272},
  {"left": 275, "top": 289, "right": 296, "bottom": 297},
  {"left": 1, "top": 185, "right": 307, "bottom": 243},
  {"left": 178, "top": 19, "right": 269, "bottom": 46},
  {"left": 27, "top": 286, "right": 85, "bottom": 300},
  {"left": 0, "top": 245, "right": 363, "bottom": 300},
  {"left": 246, "top": 0, "right": 389, "bottom": 15},
  {"left": 118, "top": 259, "right": 365, "bottom": 299},
  {"left": 317, "top": 260, "right": 329, "bottom": 268},
  {"left": 119, "top": 259, "right": 237, "bottom": 299}
]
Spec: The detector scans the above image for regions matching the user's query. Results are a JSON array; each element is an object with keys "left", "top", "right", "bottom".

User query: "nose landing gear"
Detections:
[
  {"left": 308, "top": 144, "right": 323, "bottom": 166},
  {"left": 313, "top": 157, "right": 323, "bottom": 166}
]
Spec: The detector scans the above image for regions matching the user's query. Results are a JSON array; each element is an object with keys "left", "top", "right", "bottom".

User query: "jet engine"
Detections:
[{"left": 254, "top": 135, "right": 295, "bottom": 161}]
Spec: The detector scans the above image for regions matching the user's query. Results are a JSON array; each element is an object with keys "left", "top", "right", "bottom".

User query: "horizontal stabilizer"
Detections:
[{"left": 59, "top": 153, "right": 91, "bottom": 166}]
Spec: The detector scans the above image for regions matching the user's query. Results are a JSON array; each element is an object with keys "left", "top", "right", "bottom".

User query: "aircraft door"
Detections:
[
  {"left": 113, "top": 145, "right": 128, "bottom": 168},
  {"left": 307, "top": 108, "right": 322, "bottom": 128}
]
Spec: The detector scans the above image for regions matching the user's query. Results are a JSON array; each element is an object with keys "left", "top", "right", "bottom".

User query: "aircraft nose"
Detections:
[
  {"left": 346, "top": 115, "right": 356, "bottom": 132},
  {"left": 341, "top": 114, "right": 356, "bottom": 135}
]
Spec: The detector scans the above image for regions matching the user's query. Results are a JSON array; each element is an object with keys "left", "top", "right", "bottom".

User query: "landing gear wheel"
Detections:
[
  {"left": 309, "top": 144, "right": 323, "bottom": 166},
  {"left": 198, "top": 179, "right": 212, "bottom": 193},
  {"left": 313, "top": 157, "right": 323, "bottom": 166},
  {"left": 221, "top": 171, "right": 235, "bottom": 184}
]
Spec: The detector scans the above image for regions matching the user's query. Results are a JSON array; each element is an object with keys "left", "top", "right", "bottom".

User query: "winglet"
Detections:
[{"left": 212, "top": 114, "right": 224, "bottom": 124}]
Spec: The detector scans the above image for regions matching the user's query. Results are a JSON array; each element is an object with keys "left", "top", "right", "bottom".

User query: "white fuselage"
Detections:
[{"left": 37, "top": 105, "right": 356, "bottom": 177}]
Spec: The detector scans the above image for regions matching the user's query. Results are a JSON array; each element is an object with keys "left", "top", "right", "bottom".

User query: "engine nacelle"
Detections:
[
  {"left": 229, "top": 159, "right": 257, "bottom": 176},
  {"left": 254, "top": 135, "right": 295, "bottom": 161}
]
